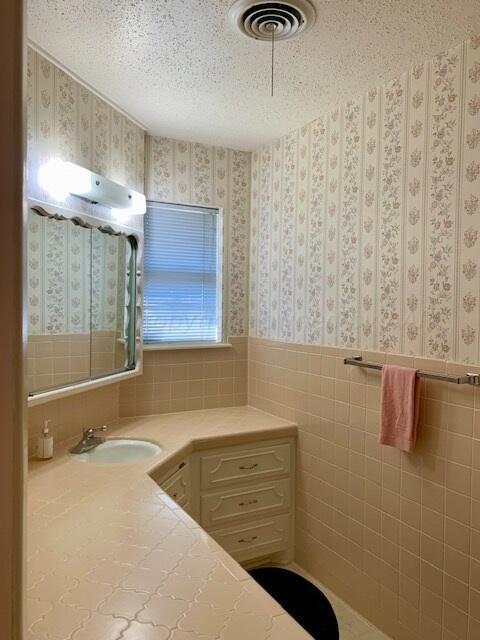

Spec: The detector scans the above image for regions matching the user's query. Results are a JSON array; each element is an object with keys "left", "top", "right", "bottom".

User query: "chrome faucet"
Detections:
[{"left": 70, "top": 425, "right": 107, "bottom": 454}]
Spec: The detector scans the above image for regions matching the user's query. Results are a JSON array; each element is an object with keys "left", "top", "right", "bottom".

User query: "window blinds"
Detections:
[{"left": 143, "top": 201, "right": 222, "bottom": 344}]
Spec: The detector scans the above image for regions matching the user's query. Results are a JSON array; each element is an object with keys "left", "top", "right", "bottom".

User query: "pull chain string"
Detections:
[{"left": 271, "top": 23, "right": 275, "bottom": 97}]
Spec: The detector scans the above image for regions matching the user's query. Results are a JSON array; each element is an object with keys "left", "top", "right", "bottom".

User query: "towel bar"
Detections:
[{"left": 343, "top": 355, "right": 480, "bottom": 386}]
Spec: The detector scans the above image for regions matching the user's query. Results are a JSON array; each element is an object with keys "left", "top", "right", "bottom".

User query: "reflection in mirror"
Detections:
[
  {"left": 27, "top": 208, "right": 137, "bottom": 396},
  {"left": 27, "top": 209, "right": 92, "bottom": 392},
  {"left": 91, "top": 229, "right": 136, "bottom": 377}
]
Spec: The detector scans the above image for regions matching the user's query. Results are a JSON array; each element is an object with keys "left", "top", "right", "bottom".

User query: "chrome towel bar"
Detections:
[{"left": 344, "top": 355, "right": 480, "bottom": 386}]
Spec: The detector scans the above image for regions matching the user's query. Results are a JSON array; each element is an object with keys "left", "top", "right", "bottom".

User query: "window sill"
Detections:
[{"left": 143, "top": 342, "right": 233, "bottom": 351}]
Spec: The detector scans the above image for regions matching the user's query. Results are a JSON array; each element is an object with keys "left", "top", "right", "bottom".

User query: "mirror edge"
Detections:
[{"left": 26, "top": 197, "right": 144, "bottom": 407}]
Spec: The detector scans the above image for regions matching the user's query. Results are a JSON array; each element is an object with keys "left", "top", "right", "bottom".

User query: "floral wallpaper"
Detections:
[
  {"left": 26, "top": 47, "right": 250, "bottom": 339},
  {"left": 28, "top": 211, "right": 91, "bottom": 334},
  {"left": 91, "top": 231, "right": 127, "bottom": 333},
  {"left": 26, "top": 47, "right": 145, "bottom": 336},
  {"left": 27, "top": 211, "right": 124, "bottom": 335},
  {"left": 145, "top": 136, "right": 251, "bottom": 337},
  {"left": 26, "top": 47, "right": 145, "bottom": 203},
  {"left": 250, "top": 35, "right": 480, "bottom": 364}
]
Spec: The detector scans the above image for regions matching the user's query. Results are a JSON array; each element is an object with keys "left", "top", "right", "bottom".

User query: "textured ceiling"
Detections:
[{"left": 28, "top": 0, "right": 480, "bottom": 150}]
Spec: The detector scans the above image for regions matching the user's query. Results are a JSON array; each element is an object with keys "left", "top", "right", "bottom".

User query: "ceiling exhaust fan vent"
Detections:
[{"left": 228, "top": 0, "right": 316, "bottom": 41}]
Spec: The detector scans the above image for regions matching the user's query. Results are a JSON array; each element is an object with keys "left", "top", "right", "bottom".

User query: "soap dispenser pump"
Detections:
[{"left": 37, "top": 419, "right": 53, "bottom": 460}]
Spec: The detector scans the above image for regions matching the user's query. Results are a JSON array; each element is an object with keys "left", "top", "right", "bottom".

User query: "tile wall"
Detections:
[
  {"left": 27, "top": 333, "right": 90, "bottom": 392},
  {"left": 249, "top": 336, "right": 480, "bottom": 640},
  {"left": 27, "top": 384, "right": 120, "bottom": 454},
  {"left": 27, "top": 330, "right": 123, "bottom": 393},
  {"left": 119, "top": 338, "right": 248, "bottom": 417}
]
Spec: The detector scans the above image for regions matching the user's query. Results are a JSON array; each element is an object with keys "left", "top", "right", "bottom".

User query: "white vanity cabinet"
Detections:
[
  {"left": 154, "top": 436, "right": 295, "bottom": 565},
  {"left": 194, "top": 438, "right": 295, "bottom": 564}
]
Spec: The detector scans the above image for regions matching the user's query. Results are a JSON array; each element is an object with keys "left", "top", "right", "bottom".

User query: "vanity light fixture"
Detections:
[{"left": 38, "top": 159, "right": 146, "bottom": 214}]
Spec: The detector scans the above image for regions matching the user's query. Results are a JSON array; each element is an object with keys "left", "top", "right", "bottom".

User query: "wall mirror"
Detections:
[{"left": 27, "top": 203, "right": 142, "bottom": 402}]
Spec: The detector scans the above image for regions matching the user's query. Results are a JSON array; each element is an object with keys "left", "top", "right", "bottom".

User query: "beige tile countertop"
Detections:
[{"left": 27, "top": 406, "right": 310, "bottom": 640}]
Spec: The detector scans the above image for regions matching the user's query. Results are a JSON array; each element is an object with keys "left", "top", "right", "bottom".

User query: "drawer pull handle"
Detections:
[
  {"left": 238, "top": 535, "right": 258, "bottom": 544},
  {"left": 239, "top": 463, "right": 258, "bottom": 470},
  {"left": 172, "top": 492, "right": 177, "bottom": 498},
  {"left": 238, "top": 499, "right": 259, "bottom": 507}
]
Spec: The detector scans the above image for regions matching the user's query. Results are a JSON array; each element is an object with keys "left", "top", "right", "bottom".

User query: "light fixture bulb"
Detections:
[
  {"left": 37, "top": 159, "right": 146, "bottom": 214},
  {"left": 38, "top": 158, "right": 71, "bottom": 201}
]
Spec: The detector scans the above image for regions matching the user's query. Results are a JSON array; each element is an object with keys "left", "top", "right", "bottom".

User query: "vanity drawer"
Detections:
[
  {"left": 210, "top": 514, "right": 291, "bottom": 562},
  {"left": 159, "top": 461, "right": 190, "bottom": 508},
  {"left": 201, "top": 478, "right": 291, "bottom": 529},
  {"left": 200, "top": 442, "right": 292, "bottom": 490}
]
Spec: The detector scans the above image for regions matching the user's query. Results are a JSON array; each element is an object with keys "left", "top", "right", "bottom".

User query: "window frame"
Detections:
[{"left": 143, "top": 199, "right": 227, "bottom": 349}]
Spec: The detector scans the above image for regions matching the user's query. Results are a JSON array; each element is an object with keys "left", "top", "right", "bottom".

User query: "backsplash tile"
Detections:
[
  {"left": 27, "top": 384, "right": 120, "bottom": 454},
  {"left": 119, "top": 338, "right": 248, "bottom": 417}
]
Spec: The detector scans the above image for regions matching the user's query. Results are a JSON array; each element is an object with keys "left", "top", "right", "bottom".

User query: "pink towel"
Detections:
[{"left": 379, "top": 365, "right": 421, "bottom": 452}]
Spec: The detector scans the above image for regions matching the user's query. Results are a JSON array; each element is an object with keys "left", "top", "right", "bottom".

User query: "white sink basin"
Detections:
[{"left": 72, "top": 439, "right": 161, "bottom": 464}]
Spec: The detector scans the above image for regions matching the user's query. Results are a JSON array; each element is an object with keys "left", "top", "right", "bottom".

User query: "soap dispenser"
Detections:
[{"left": 37, "top": 419, "right": 53, "bottom": 460}]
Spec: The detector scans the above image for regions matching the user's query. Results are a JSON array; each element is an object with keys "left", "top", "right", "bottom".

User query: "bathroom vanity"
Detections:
[
  {"left": 153, "top": 436, "right": 295, "bottom": 565},
  {"left": 27, "top": 407, "right": 306, "bottom": 639}
]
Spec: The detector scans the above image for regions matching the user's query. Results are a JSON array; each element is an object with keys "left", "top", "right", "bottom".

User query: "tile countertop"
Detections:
[{"left": 27, "top": 406, "right": 309, "bottom": 640}]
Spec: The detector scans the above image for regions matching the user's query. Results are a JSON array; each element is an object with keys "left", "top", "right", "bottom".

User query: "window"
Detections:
[{"left": 143, "top": 201, "right": 223, "bottom": 345}]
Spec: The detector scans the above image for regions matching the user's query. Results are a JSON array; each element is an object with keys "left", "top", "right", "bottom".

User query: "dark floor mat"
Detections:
[{"left": 249, "top": 567, "right": 339, "bottom": 640}]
